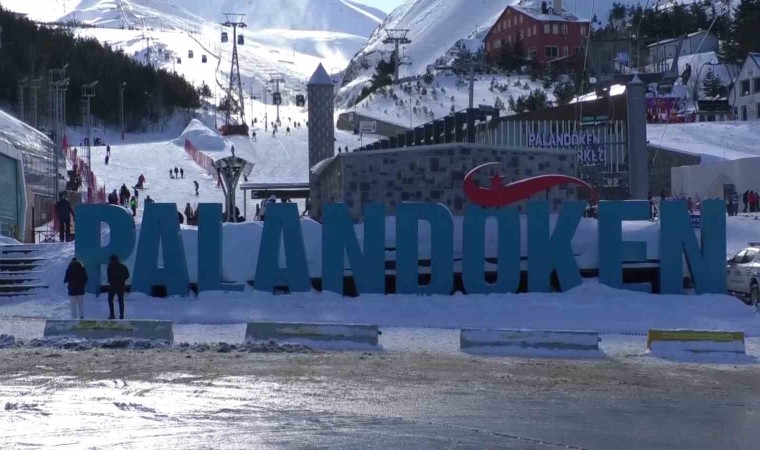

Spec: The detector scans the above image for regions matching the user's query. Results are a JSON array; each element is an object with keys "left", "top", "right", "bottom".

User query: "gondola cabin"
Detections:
[
  {"left": 177, "top": 57, "right": 182, "bottom": 64},
  {"left": 188, "top": 50, "right": 194, "bottom": 59},
  {"left": 202, "top": 54, "right": 207, "bottom": 63},
  {"left": 238, "top": 35, "right": 244, "bottom": 45},
  {"left": 295, "top": 94, "right": 306, "bottom": 107},
  {"left": 221, "top": 32, "right": 229, "bottom": 43},
  {"left": 272, "top": 92, "right": 282, "bottom": 105}
]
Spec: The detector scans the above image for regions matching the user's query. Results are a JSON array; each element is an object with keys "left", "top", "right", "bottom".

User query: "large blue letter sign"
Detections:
[
  {"left": 395, "top": 203, "right": 454, "bottom": 295},
  {"left": 462, "top": 206, "right": 520, "bottom": 294},
  {"left": 131, "top": 203, "right": 190, "bottom": 296},
  {"left": 527, "top": 201, "right": 584, "bottom": 292},
  {"left": 197, "top": 203, "right": 225, "bottom": 292},
  {"left": 598, "top": 201, "right": 649, "bottom": 290},
  {"left": 254, "top": 203, "right": 311, "bottom": 292},
  {"left": 659, "top": 200, "right": 726, "bottom": 294},
  {"left": 322, "top": 203, "right": 385, "bottom": 295},
  {"left": 75, "top": 204, "right": 136, "bottom": 294}
]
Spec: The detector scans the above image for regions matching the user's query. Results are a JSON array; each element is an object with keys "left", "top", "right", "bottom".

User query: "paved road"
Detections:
[{"left": 1, "top": 346, "right": 759, "bottom": 449}]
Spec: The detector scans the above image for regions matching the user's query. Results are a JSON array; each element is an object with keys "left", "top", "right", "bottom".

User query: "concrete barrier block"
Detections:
[
  {"left": 245, "top": 322, "right": 379, "bottom": 349},
  {"left": 44, "top": 320, "right": 174, "bottom": 343},
  {"left": 647, "top": 329, "right": 745, "bottom": 355},
  {"left": 461, "top": 329, "right": 600, "bottom": 355}
]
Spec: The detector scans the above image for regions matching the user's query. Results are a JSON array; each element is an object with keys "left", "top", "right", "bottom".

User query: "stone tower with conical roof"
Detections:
[{"left": 307, "top": 63, "right": 335, "bottom": 219}]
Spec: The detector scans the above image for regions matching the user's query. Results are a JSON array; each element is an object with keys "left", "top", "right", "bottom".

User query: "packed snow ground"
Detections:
[{"left": 649, "top": 121, "right": 760, "bottom": 162}]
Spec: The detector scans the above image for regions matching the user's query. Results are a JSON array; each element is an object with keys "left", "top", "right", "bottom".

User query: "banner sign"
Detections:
[{"left": 528, "top": 132, "right": 606, "bottom": 165}]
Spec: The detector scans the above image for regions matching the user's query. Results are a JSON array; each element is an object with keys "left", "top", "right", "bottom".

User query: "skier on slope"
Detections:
[{"left": 194, "top": 180, "right": 199, "bottom": 196}]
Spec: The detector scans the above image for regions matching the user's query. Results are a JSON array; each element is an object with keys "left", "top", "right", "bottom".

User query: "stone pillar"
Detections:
[
  {"left": 424, "top": 123, "right": 434, "bottom": 145},
  {"left": 626, "top": 76, "right": 648, "bottom": 200},
  {"left": 406, "top": 130, "right": 416, "bottom": 146},
  {"left": 455, "top": 112, "right": 466, "bottom": 142},
  {"left": 466, "top": 108, "right": 477, "bottom": 144},
  {"left": 444, "top": 116, "right": 455, "bottom": 143},
  {"left": 307, "top": 63, "right": 335, "bottom": 219},
  {"left": 433, "top": 120, "right": 444, "bottom": 144}
]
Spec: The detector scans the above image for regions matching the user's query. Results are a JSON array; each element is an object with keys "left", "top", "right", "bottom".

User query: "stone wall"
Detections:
[{"left": 315, "top": 143, "right": 578, "bottom": 221}]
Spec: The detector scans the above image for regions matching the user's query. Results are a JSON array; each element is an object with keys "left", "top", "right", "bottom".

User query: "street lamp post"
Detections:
[{"left": 82, "top": 81, "right": 98, "bottom": 171}]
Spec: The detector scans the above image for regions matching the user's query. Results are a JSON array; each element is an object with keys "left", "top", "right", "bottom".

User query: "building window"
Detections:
[
  {"left": 528, "top": 48, "right": 537, "bottom": 59},
  {"left": 742, "top": 105, "right": 748, "bottom": 121},
  {"left": 754, "top": 78, "right": 760, "bottom": 94},
  {"left": 519, "top": 30, "right": 524, "bottom": 40},
  {"left": 741, "top": 79, "right": 751, "bottom": 96},
  {"left": 561, "top": 24, "right": 568, "bottom": 35},
  {"left": 572, "top": 46, "right": 580, "bottom": 54},
  {"left": 494, "top": 40, "right": 502, "bottom": 49},
  {"left": 552, "top": 24, "right": 559, "bottom": 34},
  {"left": 562, "top": 46, "right": 568, "bottom": 56},
  {"left": 532, "top": 25, "right": 537, "bottom": 35},
  {"left": 519, "top": 15, "right": 523, "bottom": 24},
  {"left": 545, "top": 46, "right": 559, "bottom": 58},
  {"left": 527, "top": 27, "right": 531, "bottom": 37},
  {"left": 581, "top": 26, "right": 587, "bottom": 35},
  {"left": 497, "top": 23, "right": 501, "bottom": 32},
  {"left": 507, "top": 18, "right": 511, "bottom": 28},
  {"left": 507, "top": 34, "right": 512, "bottom": 43},
  {"left": 544, "top": 24, "right": 550, "bottom": 34}
]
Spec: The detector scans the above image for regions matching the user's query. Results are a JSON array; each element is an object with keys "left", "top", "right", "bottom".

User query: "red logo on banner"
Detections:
[{"left": 463, "top": 162, "right": 596, "bottom": 208}]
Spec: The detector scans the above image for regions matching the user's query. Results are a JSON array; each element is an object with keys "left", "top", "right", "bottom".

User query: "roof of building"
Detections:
[
  {"left": 647, "top": 30, "right": 714, "bottom": 48},
  {"left": 307, "top": 63, "right": 333, "bottom": 86},
  {"left": 510, "top": 1, "right": 590, "bottom": 23}
]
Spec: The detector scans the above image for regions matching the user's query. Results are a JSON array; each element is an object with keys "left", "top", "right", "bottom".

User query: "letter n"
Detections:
[{"left": 322, "top": 203, "right": 385, "bottom": 295}]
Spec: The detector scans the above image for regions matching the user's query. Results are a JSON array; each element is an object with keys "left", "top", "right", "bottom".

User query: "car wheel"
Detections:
[{"left": 751, "top": 284, "right": 760, "bottom": 307}]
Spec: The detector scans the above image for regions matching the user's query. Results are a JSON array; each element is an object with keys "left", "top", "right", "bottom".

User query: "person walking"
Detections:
[
  {"left": 129, "top": 196, "right": 137, "bottom": 217},
  {"left": 106, "top": 254, "right": 129, "bottom": 320},
  {"left": 133, "top": 187, "right": 139, "bottom": 201},
  {"left": 144, "top": 195, "right": 155, "bottom": 206},
  {"left": 252, "top": 130, "right": 257, "bottom": 142},
  {"left": 750, "top": 191, "right": 757, "bottom": 213},
  {"left": 743, "top": 190, "right": 749, "bottom": 213},
  {"left": 286, "top": 126, "right": 291, "bottom": 136},
  {"left": 231, "top": 146, "right": 236, "bottom": 158},
  {"left": 184, "top": 203, "right": 194, "bottom": 222},
  {"left": 194, "top": 180, "right": 199, "bottom": 196},
  {"left": 56, "top": 192, "right": 74, "bottom": 243},
  {"left": 64, "top": 257, "right": 88, "bottom": 319},
  {"left": 106, "top": 145, "right": 111, "bottom": 157},
  {"left": 169, "top": 169, "right": 174, "bottom": 179},
  {"left": 105, "top": 154, "right": 110, "bottom": 165},
  {"left": 108, "top": 189, "right": 119, "bottom": 205},
  {"left": 174, "top": 167, "right": 179, "bottom": 178},
  {"left": 180, "top": 168, "right": 184, "bottom": 179}
]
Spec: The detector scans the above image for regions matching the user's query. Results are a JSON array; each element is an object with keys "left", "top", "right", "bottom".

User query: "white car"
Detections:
[{"left": 726, "top": 244, "right": 760, "bottom": 305}]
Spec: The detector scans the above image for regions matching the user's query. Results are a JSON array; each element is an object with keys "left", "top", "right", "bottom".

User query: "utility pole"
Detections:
[
  {"left": 29, "top": 77, "right": 42, "bottom": 129},
  {"left": 382, "top": 29, "right": 412, "bottom": 84},
  {"left": 82, "top": 81, "right": 98, "bottom": 172},
  {"left": 119, "top": 82, "right": 127, "bottom": 140},
  {"left": 221, "top": 13, "right": 247, "bottom": 129},
  {"left": 49, "top": 64, "right": 69, "bottom": 198},
  {"left": 17, "top": 78, "right": 28, "bottom": 123},
  {"left": 269, "top": 73, "right": 285, "bottom": 125},
  {"left": 263, "top": 87, "right": 268, "bottom": 132}
]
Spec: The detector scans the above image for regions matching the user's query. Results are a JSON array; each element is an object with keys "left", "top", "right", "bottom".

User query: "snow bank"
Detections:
[{"left": 175, "top": 119, "right": 227, "bottom": 151}]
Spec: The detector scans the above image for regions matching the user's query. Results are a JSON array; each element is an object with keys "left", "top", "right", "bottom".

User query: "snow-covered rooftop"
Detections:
[
  {"left": 647, "top": 30, "right": 714, "bottom": 48},
  {"left": 511, "top": 0, "right": 590, "bottom": 23}
]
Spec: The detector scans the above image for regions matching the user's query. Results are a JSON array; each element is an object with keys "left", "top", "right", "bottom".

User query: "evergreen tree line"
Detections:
[
  {"left": 600, "top": 0, "right": 760, "bottom": 63},
  {"left": 0, "top": 7, "right": 200, "bottom": 131}
]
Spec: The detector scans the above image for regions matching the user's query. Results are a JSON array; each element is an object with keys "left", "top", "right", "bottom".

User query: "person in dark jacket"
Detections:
[
  {"left": 106, "top": 254, "right": 130, "bottom": 320},
  {"left": 64, "top": 257, "right": 88, "bottom": 319},
  {"left": 743, "top": 190, "right": 749, "bottom": 213},
  {"left": 56, "top": 192, "right": 74, "bottom": 242}
]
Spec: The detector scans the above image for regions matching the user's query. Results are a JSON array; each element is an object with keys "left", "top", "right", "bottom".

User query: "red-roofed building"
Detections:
[{"left": 484, "top": 0, "right": 590, "bottom": 66}]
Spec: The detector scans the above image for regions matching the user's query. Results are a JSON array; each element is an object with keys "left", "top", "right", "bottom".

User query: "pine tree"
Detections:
[
  {"left": 494, "top": 96, "right": 505, "bottom": 111},
  {"left": 726, "top": 0, "right": 760, "bottom": 62},
  {"left": 701, "top": 69, "right": 724, "bottom": 99}
]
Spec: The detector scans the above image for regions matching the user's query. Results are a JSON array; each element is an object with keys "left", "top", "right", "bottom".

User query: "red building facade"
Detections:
[{"left": 484, "top": 1, "right": 590, "bottom": 66}]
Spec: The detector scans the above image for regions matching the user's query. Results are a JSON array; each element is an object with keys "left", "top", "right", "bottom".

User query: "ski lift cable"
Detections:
[
  {"left": 653, "top": 7, "right": 725, "bottom": 162},
  {"left": 575, "top": 0, "right": 597, "bottom": 122}
]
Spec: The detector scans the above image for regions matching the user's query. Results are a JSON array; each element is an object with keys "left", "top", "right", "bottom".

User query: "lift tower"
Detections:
[
  {"left": 382, "top": 29, "right": 412, "bottom": 83},
  {"left": 221, "top": 13, "right": 248, "bottom": 135}
]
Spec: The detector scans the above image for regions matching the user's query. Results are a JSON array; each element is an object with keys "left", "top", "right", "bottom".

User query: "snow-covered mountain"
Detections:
[{"left": 337, "top": 0, "right": 520, "bottom": 107}]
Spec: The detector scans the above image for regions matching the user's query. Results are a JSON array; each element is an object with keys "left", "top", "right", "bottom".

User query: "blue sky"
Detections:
[{"left": 353, "top": 0, "right": 405, "bottom": 13}]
